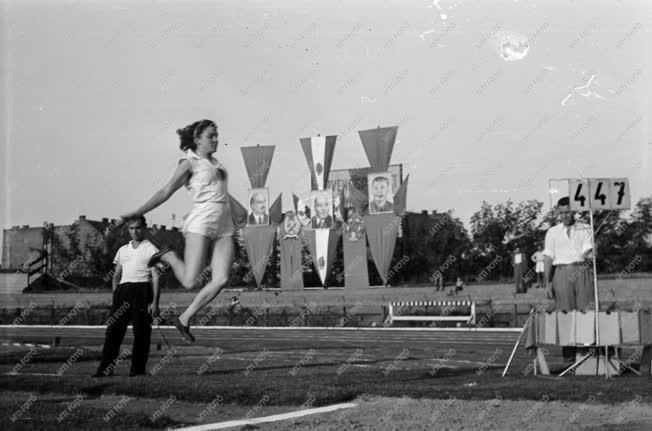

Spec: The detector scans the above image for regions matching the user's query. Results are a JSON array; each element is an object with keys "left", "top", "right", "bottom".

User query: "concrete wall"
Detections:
[{"left": 1, "top": 226, "right": 45, "bottom": 269}]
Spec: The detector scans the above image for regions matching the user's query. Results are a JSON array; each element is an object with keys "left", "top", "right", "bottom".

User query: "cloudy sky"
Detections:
[{"left": 1, "top": 0, "right": 650, "bottom": 257}]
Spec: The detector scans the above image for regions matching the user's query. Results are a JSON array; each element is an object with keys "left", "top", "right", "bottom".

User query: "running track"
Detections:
[{"left": 0, "top": 325, "right": 522, "bottom": 348}]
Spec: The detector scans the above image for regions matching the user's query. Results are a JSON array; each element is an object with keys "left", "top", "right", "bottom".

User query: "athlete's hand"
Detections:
[
  {"left": 148, "top": 303, "right": 160, "bottom": 318},
  {"left": 545, "top": 282, "right": 554, "bottom": 300},
  {"left": 105, "top": 216, "right": 126, "bottom": 237}
]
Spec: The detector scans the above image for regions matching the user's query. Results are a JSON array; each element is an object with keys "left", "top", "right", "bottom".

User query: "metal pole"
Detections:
[
  {"left": 502, "top": 308, "right": 535, "bottom": 377},
  {"left": 589, "top": 210, "right": 600, "bottom": 347}
]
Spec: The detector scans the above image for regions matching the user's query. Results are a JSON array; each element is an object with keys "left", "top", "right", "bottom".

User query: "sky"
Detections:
[{"left": 1, "top": 0, "right": 650, "bottom": 260}]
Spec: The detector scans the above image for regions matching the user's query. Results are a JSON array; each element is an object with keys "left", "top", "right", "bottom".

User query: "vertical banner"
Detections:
[
  {"left": 234, "top": 145, "right": 279, "bottom": 289},
  {"left": 280, "top": 212, "right": 303, "bottom": 290},
  {"left": 343, "top": 211, "right": 369, "bottom": 288}
]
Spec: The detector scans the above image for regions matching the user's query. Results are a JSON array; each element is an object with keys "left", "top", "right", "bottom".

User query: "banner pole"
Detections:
[{"left": 589, "top": 210, "right": 600, "bottom": 347}]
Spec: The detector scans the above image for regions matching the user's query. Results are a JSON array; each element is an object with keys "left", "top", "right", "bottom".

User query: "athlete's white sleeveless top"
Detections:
[{"left": 182, "top": 149, "right": 228, "bottom": 203}]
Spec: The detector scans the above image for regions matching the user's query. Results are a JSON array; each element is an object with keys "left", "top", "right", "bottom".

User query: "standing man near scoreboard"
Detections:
[{"left": 543, "top": 196, "right": 594, "bottom": 363}]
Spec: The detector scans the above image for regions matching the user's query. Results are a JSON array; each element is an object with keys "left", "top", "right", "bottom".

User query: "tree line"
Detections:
[{"left": 49, "top": 196, "right": 651, "bottom": 289}]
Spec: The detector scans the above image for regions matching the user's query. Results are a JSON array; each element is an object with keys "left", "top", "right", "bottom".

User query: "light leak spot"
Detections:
[{"left": 495, "top": 30, "right": 529, "bottom": 61}]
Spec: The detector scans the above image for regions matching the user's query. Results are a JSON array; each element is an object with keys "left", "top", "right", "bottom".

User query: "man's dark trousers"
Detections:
[
  {"left": 96, "top": 282, "right": 152, "bottom": 375},
  {"left": 514, "top": 266, "right": 524, "bottom": 294}
]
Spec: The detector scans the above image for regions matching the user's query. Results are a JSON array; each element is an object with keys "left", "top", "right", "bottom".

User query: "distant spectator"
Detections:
[
  {"left": 455, "top": 277, "right": 464, "bottom": 293},
  {"left": 531, "top": 245, "right": 546, "bottom": 288},
  {"left": 431, "top": 271, "right": 444, "bottom": 292},
  {"left": 513, "top": 246, "right": 528, "bottom": 294}
]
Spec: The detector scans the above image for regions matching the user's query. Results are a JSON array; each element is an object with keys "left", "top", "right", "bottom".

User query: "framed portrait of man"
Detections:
[
  {"left": 328, "top": 164, "right": 402, "bottom": 209},
  {"left": 310, "top": 190, "right": 334, "bottom": 229},
  {"left": 247, "top": 188, "right": 270, "bottom": 226},
  {"left": 367, "top": 172, "right": 394, "bottom": 214}
]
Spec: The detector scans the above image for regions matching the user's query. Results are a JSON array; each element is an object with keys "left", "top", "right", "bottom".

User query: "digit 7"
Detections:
[{"left": 614, "top": 182, "right": 625, "bottom": 205}]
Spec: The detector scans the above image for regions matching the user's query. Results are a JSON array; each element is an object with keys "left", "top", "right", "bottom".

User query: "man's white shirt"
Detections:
[
  {"left": 543, "top": 222, "right": 593, "bottom": 265},
  {"left": 113, "top": 240, "right": 159, "bottom": 284}
]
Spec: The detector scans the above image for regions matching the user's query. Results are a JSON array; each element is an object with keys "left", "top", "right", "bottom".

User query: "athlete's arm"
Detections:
[{"left": 119, "top": 160, "right": 192, "bottom": 220}]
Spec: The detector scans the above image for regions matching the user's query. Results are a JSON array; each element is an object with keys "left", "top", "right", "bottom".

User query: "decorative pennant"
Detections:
[
  {"left": 343, "top": 211, "right": 369, "bottom": 288},
  {"left": 393, "top": 174, "right": 409, "bottom": 215},
  {"left": 304, "top": 229, "right": 341, "bottom": 287},
  {"left": 292, "top": 193, "right": 300, "bottom": 213},
  {"left": 229, "top": 194, "right": 248, "bottom": 229},
  {"left": 300, "top": 135, "right": 337, "bottom": 190},
  {"left": 241, "top": 145, "right": 275, "bottom": 188},
  {"left": 280, "top": 211, "right": 303, "bottom": 290},
  {"left": 358, "top": 126, "right": 397, "bottom": 173},
  {"left": 363, "top": 214, "right": 400, "bottom": 285},
  {"left": 269, "top": 193, "right": 283, "bottom": 224},
  {"left": 315, "top": 228, "right": 329, "bottom": 283},
  {"left": 242, "top": 225, "right": 277, "bottom": 288}
]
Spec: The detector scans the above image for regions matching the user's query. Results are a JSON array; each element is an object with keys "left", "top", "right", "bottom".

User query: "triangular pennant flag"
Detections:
[
  {"left": 304, "top": 229, "right": 340, "bottom": 287},
  {"left": 241, "top": 145, "right": 275, "bottom": 188},
  {"left": 242, "top": 225, "right": 277, "bottom": 287},
  {"left": 292, "top": 193, "right": 300, "bottom": 213},
  {"left": 269, "top": 193, "right": 283, "bottom": 225},
  {"left": 364, "top": 214, "right": 400, "bottom": 284},
  {"left": 393, "top": 174, "right": 409, "bottom": 215},
  {"left": 358, "top": 126, "right": 397, "bottom": 172},
  {"left": 229, "top": 194, "right": 248, "bottom": 229},
  {"left": 300, "top": 135, "right": 337, "bottom": 190}
]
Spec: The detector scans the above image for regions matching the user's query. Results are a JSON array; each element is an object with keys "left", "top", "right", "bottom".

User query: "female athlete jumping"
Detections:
[{"left": 112, "top": 119, "right": 234, "bottom": 342}]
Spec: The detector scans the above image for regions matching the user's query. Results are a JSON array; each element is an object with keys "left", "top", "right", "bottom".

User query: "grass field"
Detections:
[{"left": 2, "top": 327, "right": 651, "bottom": 430}]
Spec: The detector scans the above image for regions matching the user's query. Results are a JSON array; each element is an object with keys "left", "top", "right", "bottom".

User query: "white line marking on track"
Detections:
[
  {"left": 4, "top": 372, "right": 63, "bottom": 377},
  {"left": 174, "top": 402, "right": 358, "bottom": 430},
  {"left": 1, "top": 325, "right": 523, "bottom": 332}
]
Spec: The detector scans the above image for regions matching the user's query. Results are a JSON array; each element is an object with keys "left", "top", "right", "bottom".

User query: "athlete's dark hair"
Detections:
[{"left": 177, "top": 119, "right": 217, "bottom": 152}]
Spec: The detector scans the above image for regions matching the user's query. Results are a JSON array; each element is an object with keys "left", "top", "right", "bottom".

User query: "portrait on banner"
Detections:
[
  {"left": 367, "top": 172, "right": 394, "bottom": 214},
  {"left": 310, "top": 190, "right": 334, "bottom": 229},
  {"left": 247, "top": 188, "right": 270, "bottom": 226}
]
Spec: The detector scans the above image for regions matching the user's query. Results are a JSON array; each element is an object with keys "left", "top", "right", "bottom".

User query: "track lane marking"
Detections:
[{"left": 174, "top": 402, "right": 358, "bottom": 430}]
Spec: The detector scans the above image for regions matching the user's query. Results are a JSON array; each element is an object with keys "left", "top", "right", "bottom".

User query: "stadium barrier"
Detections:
[{"left": 386, "top": 300, "right": 476, "bottom": 326}]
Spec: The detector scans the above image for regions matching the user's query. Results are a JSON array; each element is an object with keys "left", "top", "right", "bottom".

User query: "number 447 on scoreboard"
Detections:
[{"left": 568, "top": 178, "right": 631, "bottom": 211}]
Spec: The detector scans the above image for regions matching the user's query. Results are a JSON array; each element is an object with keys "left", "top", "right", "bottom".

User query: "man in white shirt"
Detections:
[
  {"left": 543, "top": 197, "right": 594, "bottom": 364},
  {"left": 93, "top": 216, "right": 161, "bottom": 377},
  {"left": 512, "top": 246, "right": 528, "bottom": 294},
  {"left": 543, "top": 197, "right": 594, "bottom": 310},
  {"left": 531, "top": 245, "right": 546, "bottom": 288}
]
